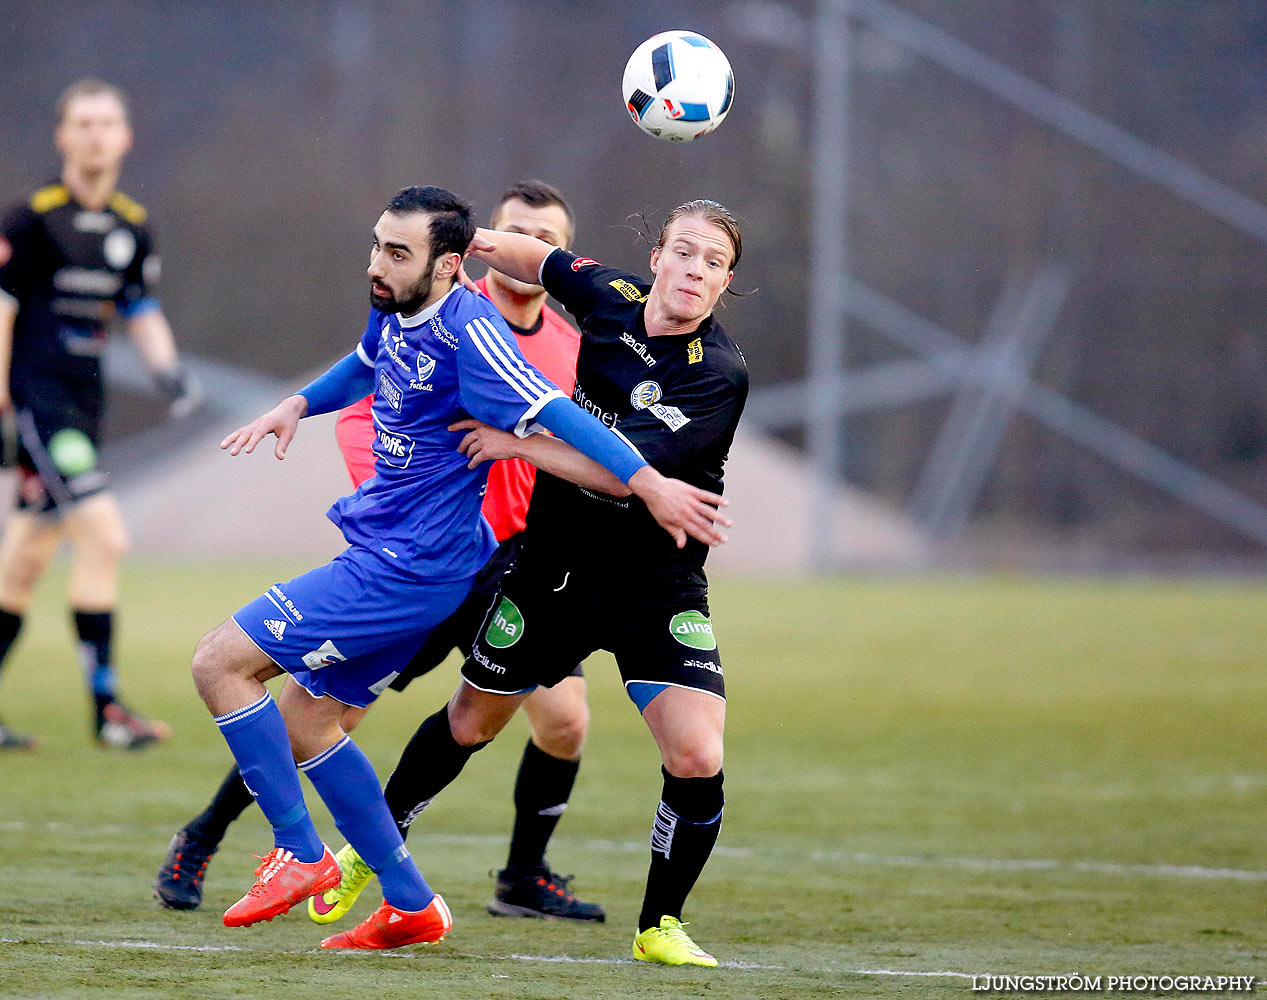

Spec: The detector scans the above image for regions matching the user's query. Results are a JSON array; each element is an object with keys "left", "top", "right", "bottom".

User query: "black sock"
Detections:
[
  {"left": 505, "top": 739, "right": 581, "bottom": 873},
  {"left": 383, "top": 705, "right": 490, "bottom": 839},
  {"left": 73, "top": 610, "right": 115, "bottom": 728},
  {"left": 0, "top": 609, "right": 23, "bottom": 685},
  {"left": 183, "top": 764, "right": 257, "bottom": 848},
  {"left": 638, "top": 767, "right": 724, "bottom": 933}
]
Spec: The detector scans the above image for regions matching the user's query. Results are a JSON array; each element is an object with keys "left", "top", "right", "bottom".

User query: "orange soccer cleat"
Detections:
[
  {"left": 222, "top": 846, "right": 341, "bottom": 927},
  {"left": 320, "top": 895, "right": 453, "bottom": 950}
]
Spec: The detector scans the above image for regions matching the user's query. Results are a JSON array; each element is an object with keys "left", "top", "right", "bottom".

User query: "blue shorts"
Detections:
[{"left": 232, "top": 546, "right": 475, "bottom": 708}]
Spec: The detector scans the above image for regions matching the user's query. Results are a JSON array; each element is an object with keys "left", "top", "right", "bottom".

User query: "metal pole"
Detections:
[{"left": 807, "top": 0, "right": 851, "bottom": 571}]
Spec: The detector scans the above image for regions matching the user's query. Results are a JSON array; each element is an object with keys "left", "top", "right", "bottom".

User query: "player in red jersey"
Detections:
[{"left": 157, "top": 182, "right": 605, "bottom": 922}]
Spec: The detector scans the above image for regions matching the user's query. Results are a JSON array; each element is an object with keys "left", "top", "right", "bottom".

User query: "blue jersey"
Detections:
[{"left": 327, "top": 285, "right": 566, "bottom": 579}]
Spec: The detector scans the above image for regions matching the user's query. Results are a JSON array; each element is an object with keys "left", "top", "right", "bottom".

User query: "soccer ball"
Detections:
[{"left": 622, "top": 30, "right": 734, "bottom": 142}]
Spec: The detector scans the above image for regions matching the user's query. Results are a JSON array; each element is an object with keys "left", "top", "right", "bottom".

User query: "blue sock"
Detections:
[
  {"left": 302, "top": 735, "right": 434, "bottom": 912},
  {"left": 214, "top": 694, "right": 324, "bottom": 863}
]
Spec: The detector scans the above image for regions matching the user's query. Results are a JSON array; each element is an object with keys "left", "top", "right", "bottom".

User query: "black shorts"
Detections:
[
  {"left": 5, "top": 407, "right": 108, "bottom": 514},
  {"left": 461, "top": 554, "right": 725, "bottom": 708},
  {"left": 388, "top": 534, "right": 582, "bottom": 692}
]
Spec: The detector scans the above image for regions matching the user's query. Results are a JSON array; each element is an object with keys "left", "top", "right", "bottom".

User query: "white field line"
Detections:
[
  {"left": 3, "top": 820, "right": 1264, "bottom": 883},
  {"left": 0, "top": 937, "right": 958, "bottom": 977},
  {"left": 4, "top": 939, "right": 1262, "bottom": 987}
]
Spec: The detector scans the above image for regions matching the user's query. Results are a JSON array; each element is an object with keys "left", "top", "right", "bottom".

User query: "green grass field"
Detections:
[{"left": 1, "top": 561, "right": 1264, "bottom": 998}]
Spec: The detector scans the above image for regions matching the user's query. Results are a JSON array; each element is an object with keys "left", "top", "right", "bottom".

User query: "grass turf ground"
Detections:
[{"left": 0, "top": 561, "right": 1264, "bottom": 998}]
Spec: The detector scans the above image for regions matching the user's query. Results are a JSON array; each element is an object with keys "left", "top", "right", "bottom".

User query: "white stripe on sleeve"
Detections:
[
  {"left": 471, "top": 316, "right": 555, "bottom": 396},
  {"left": 356, "top": 342, "right": 376, "bottom": 367}
]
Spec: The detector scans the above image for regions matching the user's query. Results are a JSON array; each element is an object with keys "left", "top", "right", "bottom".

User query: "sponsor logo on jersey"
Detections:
[
  {"left": 571, "top": 257, "right": 600, "bottom": 271},
  {"left": 264, "top": 619, "right": 287, "bottom": 640},
  {"left": 378, "top": 371, "right": 403, "bottom": 411},
  {"left": 103, "top": 228, "right": 137, "bottom": 270},
  {"left": 683, "top": 658, "right": 723, "bottom": 675},
  {"left": 73, "top": 211, "right": 114, "bottom": 234},
  {"left": 649, "top": 403, "right": 691, "bottom": 432},
  {"left": 620, "top": 332, "right": 657, "bottom": 368},
  {"left": 669, "top": 610, "right": 716, "bottom": 650},
  {"left": 382, "top": 324, "right": 412, "bottom": 373},
  {"left": 485, "top": 597, "right": 525, "bottom": 649},
  {"left": 416, "top": 351, "right": 436, "bottom": 383},
  {"left": 269, "top": 585, "right": 304, "bottom": 621},
  {"left": 631, "top": 380, "right": 662, "bottom": 409},
  {"left": 573, "top": 382, "right": 618, "bottom": 427},
  {"left": 376, "top": 426, "right": 416, "bottom": 468},
  {"left": 608, "top": 278, "right": 647, "bottom": 303},
  {"left": 53, "top": 267, "right": 123, "bottom": 296},
  {"left": 429, "top": 315, "right": 459, "bottom": 349},
  {"left": 687, "top": 338, "right": 704, "bottom": 364},
  {"left": 301, "top": 639, "right": 347, "bottom": 670}
]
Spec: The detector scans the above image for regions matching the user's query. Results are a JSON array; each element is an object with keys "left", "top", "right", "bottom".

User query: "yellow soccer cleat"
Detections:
[
  {"left": 307, "top": 843, "right": 376, "bottom": 924},
  {"left": 632, "top": 916, "right": 718, "bottom": 967}
]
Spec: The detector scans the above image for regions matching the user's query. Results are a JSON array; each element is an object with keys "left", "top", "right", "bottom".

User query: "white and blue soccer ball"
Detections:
[{"left": 622, "top": 30, "right": 734, "bottom": 142}]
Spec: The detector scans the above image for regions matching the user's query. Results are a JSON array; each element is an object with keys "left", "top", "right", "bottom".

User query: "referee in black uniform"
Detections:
[
  {"left": 328, "top": 200, "right": 746, "bottom": 967},
  {"left": 0, "top": 79, "right": 199, "bottom": 750}
]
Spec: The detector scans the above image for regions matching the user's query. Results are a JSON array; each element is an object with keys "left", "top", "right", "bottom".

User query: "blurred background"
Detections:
[{"left": 4, "top": 0, "right": 1267, "bottom": 574}]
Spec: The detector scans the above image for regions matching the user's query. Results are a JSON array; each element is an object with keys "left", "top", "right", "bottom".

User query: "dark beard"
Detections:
[{"left": 369, "top": 269, "right": 433, "bottom": 315}]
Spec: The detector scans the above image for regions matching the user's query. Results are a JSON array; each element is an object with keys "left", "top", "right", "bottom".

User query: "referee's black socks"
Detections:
[
  {"left": 383, "top": 705, "right": 491, "bottom": 838},
  {"left": 638, "top": 767, "right": 724, "bottom": 933},
  {"left": 505, "top": 739, "right": 581, "bottom": 873}
]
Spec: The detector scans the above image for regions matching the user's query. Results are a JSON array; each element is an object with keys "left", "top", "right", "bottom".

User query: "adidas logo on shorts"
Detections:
[{"left": 264, "top": 619, "right": 287, "bottom": 640}]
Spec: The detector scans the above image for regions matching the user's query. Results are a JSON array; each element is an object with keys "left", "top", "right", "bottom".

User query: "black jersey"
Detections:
[
  {"left": 524, "top": 247, "right": 748, "bottom": 598},
  {"left": 0, "top": 182, "right": 157, "bottom": 416}
]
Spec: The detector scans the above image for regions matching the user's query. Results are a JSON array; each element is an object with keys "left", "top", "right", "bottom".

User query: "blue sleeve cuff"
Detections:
[
  {"left": 534, "top": 396, "right": 647, "bottom": 483},
  {"left": 118, "top": 296, "right": 161, "bottom": 319},
  {"left": 298, "top": 351, "right": 376, "bottom": 417}
]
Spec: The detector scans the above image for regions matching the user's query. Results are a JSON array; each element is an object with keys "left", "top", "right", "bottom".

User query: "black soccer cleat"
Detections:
[
  {"left": 487, "top": 866, "right": 606, "bottom": 922},
  {"left": 154, "top": 829, "right": 217, "bottom": 910},
  {"left": 96, "top": 701, "right": 172, "bottom": 750}
]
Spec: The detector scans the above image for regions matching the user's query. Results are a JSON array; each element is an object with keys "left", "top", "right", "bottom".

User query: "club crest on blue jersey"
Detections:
[{"left": 416, "top": 351, "right": 436, "bottom": 382}]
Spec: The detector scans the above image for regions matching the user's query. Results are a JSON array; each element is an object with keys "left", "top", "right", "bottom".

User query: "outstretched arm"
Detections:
[
  {"left": 465, "top": 229, "right": 554, "bottom": 285},
  {"left": 451, "top": 419, "right": 731, "bottom": 548},
  {"left": 220, "top": 350, "right": 375, "bottom": 460}
]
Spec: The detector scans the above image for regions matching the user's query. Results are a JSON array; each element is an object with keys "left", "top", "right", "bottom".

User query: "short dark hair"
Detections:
[
  {"left": 492, "top": 180, "right": 575, "bottom": 243},
  {"left": 386, "top": 186, "right": 475, "bottom": 262},
  {"left": 56, "top": 79, "right": 129, "bottom": 125}
]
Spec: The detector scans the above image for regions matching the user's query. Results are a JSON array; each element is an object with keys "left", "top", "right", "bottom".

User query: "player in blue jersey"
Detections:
[
  {"left": 316, "top": 199, "right": 748, "bottom": 966},
  {"left": 191, "top": 185, "right": 730, "bottom": 951}
]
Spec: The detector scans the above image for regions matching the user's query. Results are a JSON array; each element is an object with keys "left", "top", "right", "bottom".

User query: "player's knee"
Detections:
[
  {"left": 190, "top": 625, "right": 232, "bottom": 698},
  {"left": 533, "top": 706, "right": 588, "bottom": 759},
  {"left": 94, "top": 522, "right": 130, "bottom": 563},
  {"left": 661, "top": 741, "right": 724, "bottom": 779},
  {"left": 2, "top": 548, "right": 49, "bottom": 594}
]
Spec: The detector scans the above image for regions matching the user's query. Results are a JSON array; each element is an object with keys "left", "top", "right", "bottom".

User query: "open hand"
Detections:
[
  {"left": 628, "top": 466, "right": 732, "bottom": 549},
  {"left": 220, "top": 395, "right": 308, "bottom": 460}
]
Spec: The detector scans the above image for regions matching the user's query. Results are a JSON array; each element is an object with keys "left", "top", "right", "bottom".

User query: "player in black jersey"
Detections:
[
  {"left": 318, "top": 200, "right": 746, "bottom": 967},
  {"left": 0, "top": 80, "right": 200, "bottom": 750}
]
